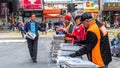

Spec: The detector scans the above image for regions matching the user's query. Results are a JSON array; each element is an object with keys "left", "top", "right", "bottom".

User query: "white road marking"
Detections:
[{"left": 0, "top": 39, "right": 26, "bottom": 43}]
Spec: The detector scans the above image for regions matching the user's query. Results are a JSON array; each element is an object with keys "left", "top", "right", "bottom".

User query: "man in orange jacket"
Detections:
[{"left": 69, "top": 13, "right": 112, "bottom": 68}]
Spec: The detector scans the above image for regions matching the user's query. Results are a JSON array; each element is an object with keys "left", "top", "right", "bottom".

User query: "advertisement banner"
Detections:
[
  {"left": 44, "top": 0, "right": 72, "bottom": 3},
  {"left": 23, "top": 0, "right": 42, "bottom": 9}
]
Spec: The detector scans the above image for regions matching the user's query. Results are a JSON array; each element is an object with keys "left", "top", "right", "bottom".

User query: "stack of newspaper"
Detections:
[
  {"left": 65, "top": 59, "right": 98, "bottom": 68},
  {"left": 50, "top": 35, "right": 65, "bottom": 62}
]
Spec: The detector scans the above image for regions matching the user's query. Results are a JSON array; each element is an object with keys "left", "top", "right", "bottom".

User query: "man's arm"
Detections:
[
  {"left": 70, "top": 31, "right": 98, "bottom": 57},
  {"left": 24, "top": 22, "right": 28, "bottom": 34},
  {"left": 37, "top": 23, "right": 42, "bottom": 31}
]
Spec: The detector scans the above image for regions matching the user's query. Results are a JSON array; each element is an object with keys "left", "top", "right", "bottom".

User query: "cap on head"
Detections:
[
  {"left": 64, "top": 15, "right": 71, "bottom": 21},
  {"left": 81, "top": 12, "right": 93, "bottom": 22}
]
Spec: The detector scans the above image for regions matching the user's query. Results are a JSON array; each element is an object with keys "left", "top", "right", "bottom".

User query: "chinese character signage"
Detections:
[
  {"left": 104, "top": 0, "right": 120, "bottom": 2},
  {"left": 23, "top": 11, "right": 43, "bottom": 17},
  {"left": 104, "top": 3, "right": 120, "bottom": 11}
]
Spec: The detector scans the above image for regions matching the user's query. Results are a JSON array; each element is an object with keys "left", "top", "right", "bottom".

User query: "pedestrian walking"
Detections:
[
  {"left": 48, "top": 20, "right": 52, "bottom": 29},
  {"left": 69, "top": 13, "right": 112, "bottom": 68},
  {"left": 20, "top": 21, "right": 25, "bottom": 38},
  {"left": 16, "top": 19, "right": 21, "bottom": 32},
  {"left": 24, "top": 13, "right": 41, "bottom": 63},
  {"left": 11, "top": 18, "right": 16, "bottom": 31},
  {"left": 8, "top": 21, "right": 12, "bottom": 30},
  {"left": 40, "top": 20, "right": 47, "bottom": 35}
]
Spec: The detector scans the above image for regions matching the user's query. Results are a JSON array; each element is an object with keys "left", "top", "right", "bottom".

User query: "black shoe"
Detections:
[{"left": 33, "top": 60, "right": 37, "bottom": 63}]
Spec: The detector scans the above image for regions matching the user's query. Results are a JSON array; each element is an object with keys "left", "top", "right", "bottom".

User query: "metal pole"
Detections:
[
  {"left": 42, "top": 0, "right": 44, "bottom": 21},
  {"left": 98, "top": 0, "right": 103, "bottom": 22},
  {"left": 5, "top": 7, "right": 8, "bottom": 24}
]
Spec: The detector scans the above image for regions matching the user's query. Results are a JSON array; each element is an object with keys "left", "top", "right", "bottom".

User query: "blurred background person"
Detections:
[{"left": 40, "top": 20, "right": 47, "bottom": 35}]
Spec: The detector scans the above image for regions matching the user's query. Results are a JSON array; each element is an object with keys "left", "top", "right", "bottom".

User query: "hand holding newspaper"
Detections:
[
  {"left": 25, "top": 31, "right": 36, "bottom": 40},
  {"left": 56, "top": 27, "right": 66, "bottom": 32}
]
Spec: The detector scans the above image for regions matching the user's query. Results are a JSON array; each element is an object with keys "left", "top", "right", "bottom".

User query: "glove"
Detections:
[
  {"left": 73, "top": 36, "right": 77, "bottom": 39},
  {"left": 69, "top": 53, "right": 77, "bottom": 58},
  {"left": 74, "top": 40, "right": 85, "bottom": 44}
]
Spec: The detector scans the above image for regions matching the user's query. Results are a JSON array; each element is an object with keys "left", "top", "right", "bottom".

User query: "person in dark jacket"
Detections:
[
  {"left": 24, "top": 13, "right": 41, "bottom": 63},
  {"left": 48, "top": 20, "right": 52, "bottom": 29},
  {"left": 69, "top": 13, "right": 112, "bottom": 68},
  {"left": 40, "top": 20, "right": 47, "bottom": 35}
]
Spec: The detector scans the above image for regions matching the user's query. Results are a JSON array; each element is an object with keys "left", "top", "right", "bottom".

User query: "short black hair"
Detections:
[
  {"left": 30, "top": 13, "right": 36, "bottom": 17},
  {"left": 74, "top": 15, "right": 81, "bottom": 21}
]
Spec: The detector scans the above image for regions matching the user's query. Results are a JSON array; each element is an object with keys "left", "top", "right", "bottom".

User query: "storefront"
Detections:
[
  {"left": 43, "top": 0, "right": 69, "bottom": 22},
  {"left": 44, "top": 9, "right": 61, "bottom": 18},
  {"left": 19, "top": 0, "right": 43, "bottom": 22},
  {"left": 23, "top": 10, "right": 43, "bottom": 22},
  {"left": 84, "top": 1, "right": 99, "bottom": 20},
  {"left": 103, "top": 2, "right": 120, "bottom": 26}
]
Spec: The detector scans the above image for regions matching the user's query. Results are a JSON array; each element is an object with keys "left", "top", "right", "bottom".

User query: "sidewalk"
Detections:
[
  {"left": 0, "top": 31, "right": 56, "bottom": 38},
  {"left": 0, "top": 28, "right": 119, "bottom": 39}
]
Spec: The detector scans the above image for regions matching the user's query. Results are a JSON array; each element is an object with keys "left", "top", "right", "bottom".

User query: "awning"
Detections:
[
  {"left": 44, "top": 9, "right": 61, "bottom": 14},
  {"left": 84, "top": 9, "right": 98, "bottom": 13},
  {"left": 44, "top": 14, "right": 61, "bottom": 18}
]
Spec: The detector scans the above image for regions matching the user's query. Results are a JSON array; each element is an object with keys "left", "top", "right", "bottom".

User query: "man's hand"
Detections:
[
  {"left": 73, "top": 36, "right": 77, "bottom": 39},
  {"left": 69, "top": 53, "right": 77, "bottom": 58}
]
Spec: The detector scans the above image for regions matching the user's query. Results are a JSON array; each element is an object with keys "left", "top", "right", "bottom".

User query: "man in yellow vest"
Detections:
[
  {"left": 69, "top": 13, "right": 112, "bottom": 68},
  {"left": 64, "top": 15, "right": 74, "bottom": 43}
]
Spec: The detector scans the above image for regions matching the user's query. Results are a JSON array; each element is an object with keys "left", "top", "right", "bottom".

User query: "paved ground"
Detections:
[
  {"left": 109, "top": 57, "right": 120, "bottom": 68},
  {"left": 0, "top": 38, "right": 119, "bottom": 68},
  {"left": 0, "top": 21, "right": 120, "bottom": 68},
  {"left": 0, "top": 38, "right": 57, "bottom": 68}
]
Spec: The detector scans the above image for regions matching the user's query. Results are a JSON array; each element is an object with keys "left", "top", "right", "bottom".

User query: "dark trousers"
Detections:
[{"left": 27, "top": 39, "right": 38, "bottom": 60}]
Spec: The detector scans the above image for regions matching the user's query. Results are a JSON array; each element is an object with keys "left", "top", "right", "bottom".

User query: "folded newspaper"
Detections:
[
  {"left": 53, "top": 35, "right": 65, "bottom": 40},
  {"left": 25, "top": 31, "right": 36, "bottom": 40},
  {"left": 66, "top": 59, "right": 98, "bottom": 68},
  {"left": 58, "top": 50, "right": 76, "bottom": 56},
  {"left": 61, "top": 45, "right": 81, "bottom": 51},
  {"left": 57, "top": 56, "right": 82, "bottom": 64}
]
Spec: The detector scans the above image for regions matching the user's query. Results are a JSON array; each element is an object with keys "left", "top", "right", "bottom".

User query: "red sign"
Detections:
[
  {"left": 86, "top": 2, "right": 90, "bottom": 7},
  {"left": 86, "top": 2, "right": 94, "bottom": 7},
  {"left": 23, "top": 0, "right": 42, "bottom": 9}
]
